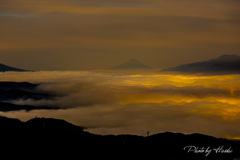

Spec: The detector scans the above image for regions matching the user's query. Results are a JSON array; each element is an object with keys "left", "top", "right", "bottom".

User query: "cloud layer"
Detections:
[{"left": 1, "top": 71, "right": 240, "bottom": 138}]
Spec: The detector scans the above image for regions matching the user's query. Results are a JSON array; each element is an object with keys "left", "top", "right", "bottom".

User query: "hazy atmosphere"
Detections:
[
  {"left": 0, "top": 0, "right": 240, "bottom": 70},
  {"left": 1, "top": 0, "right": 240, "bottom": 141}
]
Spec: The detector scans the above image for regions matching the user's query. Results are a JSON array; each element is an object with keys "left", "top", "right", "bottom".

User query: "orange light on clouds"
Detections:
[
  {"left": 1, "top": 71, "right": 240, "bottom": 138},
  {"left": 0, "top": 0, "right": 240, "bottom": 138}
]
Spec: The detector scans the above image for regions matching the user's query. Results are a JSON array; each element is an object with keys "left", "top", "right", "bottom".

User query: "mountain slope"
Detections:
[
  {"left": 162, "top": 54, "right": 240, "bottom": 74},
  {"left": 0, "top": 116, "right": 239, "bottom": 160},
  {"left": 112, "top": 59, "right": 151, "bottom": 70},
  {"left": 0, "top": 63, "right": 27, "bottom": 72}
]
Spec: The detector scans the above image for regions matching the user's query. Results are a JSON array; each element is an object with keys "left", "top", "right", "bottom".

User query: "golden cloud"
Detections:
[{"left": 1, "top": 71, "right": 240, "bottom": 138}]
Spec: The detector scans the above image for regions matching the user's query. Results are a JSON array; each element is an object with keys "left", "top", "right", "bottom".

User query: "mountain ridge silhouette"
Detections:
[
  {"left": 0, "top": 63, "right": 27, "bottom": 72},
  {"left": 0, "top": 115, "right": 239, "bottom": 160},
  {"left": 162, "top": 54, "right": 240, "bottom": 74}
]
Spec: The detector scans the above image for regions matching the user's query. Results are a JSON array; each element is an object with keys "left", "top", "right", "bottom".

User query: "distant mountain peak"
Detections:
[{"left": 112, "top": 58, "right": 151, "bottom": 70}]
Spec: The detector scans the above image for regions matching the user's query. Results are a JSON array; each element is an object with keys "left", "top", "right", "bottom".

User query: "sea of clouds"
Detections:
[{"left": 1, "top": 71, "right": 240, "bottom": 138}]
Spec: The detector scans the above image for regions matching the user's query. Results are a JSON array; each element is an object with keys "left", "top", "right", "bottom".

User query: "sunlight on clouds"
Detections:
[
  {"left": 1, "top": 71, "right": 240, "bottom": 138},
  {"left": 0, "top": 0, "right": 240, "bottom": 139}
]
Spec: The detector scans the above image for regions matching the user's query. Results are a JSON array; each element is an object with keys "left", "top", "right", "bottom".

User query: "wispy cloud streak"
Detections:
[{"left": 0, "top": 13, "right": 35, "bottom": 18}]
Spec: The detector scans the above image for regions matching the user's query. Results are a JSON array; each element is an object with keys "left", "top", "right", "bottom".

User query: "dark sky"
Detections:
[{"left": 0, "top": 0, "right": 240, "bottom": 70}]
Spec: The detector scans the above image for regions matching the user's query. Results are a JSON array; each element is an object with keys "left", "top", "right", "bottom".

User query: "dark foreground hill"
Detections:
[
  {"left": 0, "top": 116, "right": 239, "bottom": 160},
  {"left": 162, "top": 55, "right": 240, "bottom": 74}
]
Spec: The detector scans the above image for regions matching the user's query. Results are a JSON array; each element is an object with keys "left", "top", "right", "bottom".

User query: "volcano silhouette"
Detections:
[{"left": 112, "top": 59, "right": 150, "bottom": 70}]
